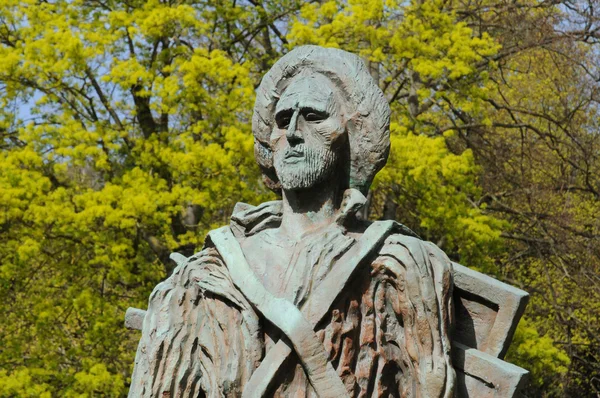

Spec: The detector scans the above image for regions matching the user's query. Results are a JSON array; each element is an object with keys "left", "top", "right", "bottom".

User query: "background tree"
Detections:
[{"left": 0, "top": 0, "right": 597, "bottom": 396}]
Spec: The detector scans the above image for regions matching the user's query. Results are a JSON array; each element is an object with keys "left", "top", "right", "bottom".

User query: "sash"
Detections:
[{"left": 208, "top": 220, "right": 395, "bottom": 397}]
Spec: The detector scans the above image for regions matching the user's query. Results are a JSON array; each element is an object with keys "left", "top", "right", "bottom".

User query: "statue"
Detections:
[{"left": 126, "top": 46, "right": 529, "bottom": 397}]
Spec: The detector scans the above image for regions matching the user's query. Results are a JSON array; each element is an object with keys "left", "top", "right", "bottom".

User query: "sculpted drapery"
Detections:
[
  {"left": 128, "top": 46, "right": 457, "bottom": 397},
  {"left": 129, "top": 201, "right": 455, "bottom": 397}
]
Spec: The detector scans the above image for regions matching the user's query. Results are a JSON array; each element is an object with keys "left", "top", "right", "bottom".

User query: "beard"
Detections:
[{"left": 274, "top": 144, "right": 339, "bottom": 190}]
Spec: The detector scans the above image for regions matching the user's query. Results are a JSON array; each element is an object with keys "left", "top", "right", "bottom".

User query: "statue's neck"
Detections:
[{"left": 279, "top": 182, "right": 343, "bottom": 240}]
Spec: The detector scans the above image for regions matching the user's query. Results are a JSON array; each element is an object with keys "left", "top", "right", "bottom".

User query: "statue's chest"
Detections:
[{"left": 240, "top": 227, "right": 355, "bottom": 305}]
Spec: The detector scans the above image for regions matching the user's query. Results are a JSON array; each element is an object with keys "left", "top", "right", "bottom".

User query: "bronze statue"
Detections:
[{"left": 127, "top": 46, "right": 528, "bottom": 398}]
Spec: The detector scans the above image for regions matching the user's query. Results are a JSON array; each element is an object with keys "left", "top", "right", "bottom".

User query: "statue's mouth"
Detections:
[{"left": 283, "top": 146, "right": 305, "bottom": 162}]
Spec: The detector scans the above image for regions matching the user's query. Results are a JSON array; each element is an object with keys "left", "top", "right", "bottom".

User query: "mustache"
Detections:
[{"left": 284, "top": 144, "right": 306, "bottom": 157}]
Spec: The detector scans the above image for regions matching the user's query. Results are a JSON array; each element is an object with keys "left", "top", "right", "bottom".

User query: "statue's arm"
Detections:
[
  {"left": 371, "top": 234, "right": 456, "bottom": 398},
  {"left": 128, "top": 247, "right": 262, "bottom": 398}
]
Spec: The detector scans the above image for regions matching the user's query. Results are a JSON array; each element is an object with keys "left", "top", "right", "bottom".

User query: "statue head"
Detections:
[{"left": 252, "top": 46, "right": 391, "bottom": 195}]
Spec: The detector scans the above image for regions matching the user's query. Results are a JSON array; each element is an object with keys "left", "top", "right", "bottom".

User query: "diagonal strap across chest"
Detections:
[{"left": 208, "top": 220, "right": 395, "bottom": 398}]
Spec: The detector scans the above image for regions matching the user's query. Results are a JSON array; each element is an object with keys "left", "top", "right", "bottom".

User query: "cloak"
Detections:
[{"left": 129, "top": 201, "right": 455, "bottom": 398}]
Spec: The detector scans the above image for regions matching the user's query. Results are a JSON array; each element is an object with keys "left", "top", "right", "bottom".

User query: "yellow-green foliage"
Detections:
[
  {"left": 506, "top": 318, "right": 570, "bottom": 394},
  {"left": 0, "top": 368, "right": 53, "bottom": 398},
  {"left": 0, "top": 0, "right": 271, "bottom": 394},
  {"left": 482, "top": 41, "right": 600, "bottom": 394}
]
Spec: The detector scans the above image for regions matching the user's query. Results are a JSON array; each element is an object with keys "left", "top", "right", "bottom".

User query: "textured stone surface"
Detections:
[
  {"left": 124, "top": 307, "right": 145, "bottom": 331},
  {"left": 127, "top": 45, "right": 528, "bottom": 397},
  {"left": 125, "top": 260, "right": 530, "bottom": 397},
  {"left": 452, "top": 262, "right": 529, "bottom": 359},
  {"left": 453, "top": 343, "right": 529, "bottom": 397}
]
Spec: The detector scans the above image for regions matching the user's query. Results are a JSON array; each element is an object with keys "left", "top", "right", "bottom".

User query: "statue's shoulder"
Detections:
[
  {"left": 170, "top": 246, "right": 223, "bottom": 274},
  {"left": 229, "top": 200, "right": 283, "bottom": 238},
  {"left": 373, "top": 221, "right": 450, "bottom": 262}
]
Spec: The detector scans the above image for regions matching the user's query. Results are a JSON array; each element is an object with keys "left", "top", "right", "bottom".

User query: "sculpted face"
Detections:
[{"left": 271, "top": 74, "right": 346, "bottom": 190}]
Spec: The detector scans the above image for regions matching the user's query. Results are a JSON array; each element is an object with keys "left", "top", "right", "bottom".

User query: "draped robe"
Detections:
[{"left": 129, "top": 202, "right": 456, "bottom": 397}]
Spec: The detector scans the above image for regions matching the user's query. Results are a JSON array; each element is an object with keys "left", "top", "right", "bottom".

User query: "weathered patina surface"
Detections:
[{"left": 127, "top": 46, "right": 528, "bottom": 397}]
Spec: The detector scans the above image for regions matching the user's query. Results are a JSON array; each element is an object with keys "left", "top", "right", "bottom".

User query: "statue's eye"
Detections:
[
  {"left": 276, "top": 112, "right": 292, "bottom": 129},
  {"left": 303, "top": 109, "right": 328, "bottom": 122}
]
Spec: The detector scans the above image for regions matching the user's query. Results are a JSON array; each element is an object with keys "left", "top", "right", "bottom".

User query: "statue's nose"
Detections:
[{"left": 285, "top": 110, "right": 303, "bottom": 145}]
